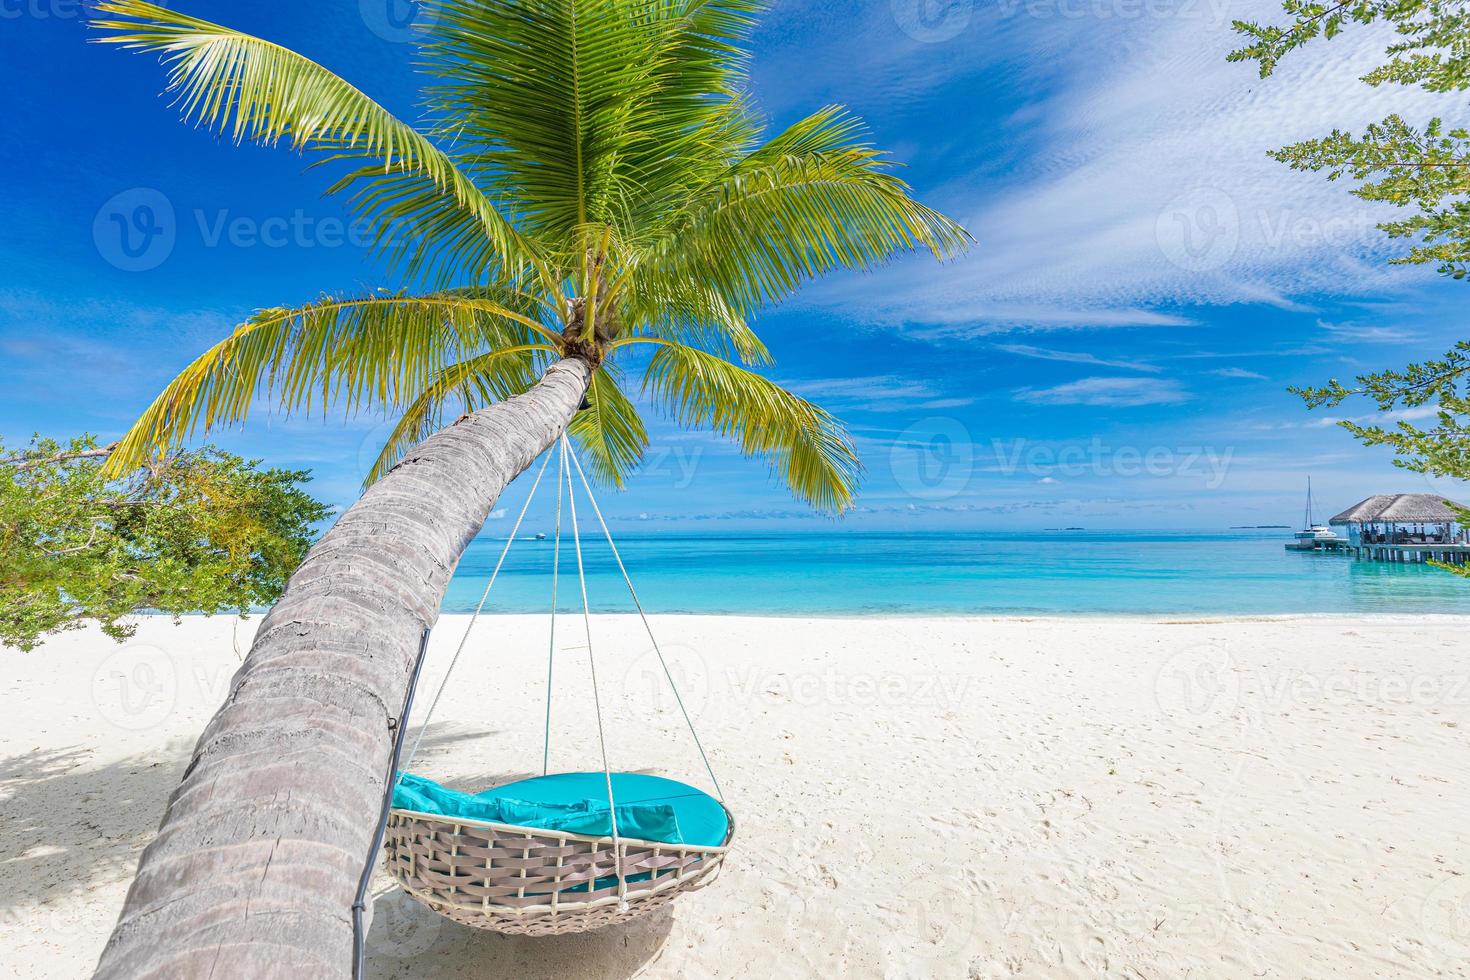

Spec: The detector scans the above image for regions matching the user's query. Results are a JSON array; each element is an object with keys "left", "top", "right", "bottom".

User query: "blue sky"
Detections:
[{"left": 2, "top": 0, "right": 1467, "bottom": 531}]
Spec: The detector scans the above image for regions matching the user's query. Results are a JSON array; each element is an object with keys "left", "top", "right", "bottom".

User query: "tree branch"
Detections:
[{"left": 2, "top": 442, "right": 119, "bottom": 470}]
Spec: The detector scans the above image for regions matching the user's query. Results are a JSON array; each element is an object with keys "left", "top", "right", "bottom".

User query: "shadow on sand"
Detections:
[
  {"left": 364, "top": 889, "right": 676, "bottom": 980},
  {"left": 1, "top": 728, "right": 672, "bottom": 977},
  {"left": 0, "top": 744, "right": 188, "bottom": 920}
]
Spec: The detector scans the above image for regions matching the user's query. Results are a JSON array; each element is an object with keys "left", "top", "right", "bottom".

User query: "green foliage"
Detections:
[
  {"left": 1231, "top": 0, "right": 1470, "bottom": 278},
  {"left": 1230, "top": 0, "right": 1470, "bottom": 90},
  {"left": 0, "top": 436, "right": 331, "bottom": 651},
  {"left": 91, "top": 0, "right": 537, "bottom": 279},
  {"left": 1293, "top": 344, "right": 1470, "bottom": 576},
  {"left": 1237, "top": 1, "right": 1470, "bottom": 578},
  {"left": 1268, "top": 117, "right": 1470, "bottom": 278},
  {"left": 639, "top": 341, "right": 861, "bottom": 513},
  {"left": 1293, "top": 341, "right": 1470, "bottom": 479},
  {"left": 569, "top": 367, "right": 649, "bottom": 489},
  {"left": 92, "top": 0, "right": 969, "bottom": 514}
]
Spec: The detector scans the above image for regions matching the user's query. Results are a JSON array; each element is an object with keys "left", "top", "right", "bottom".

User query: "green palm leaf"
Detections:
[
  {"left": 420, "top": 0, "right": 766, "bottom": 241},
  {"left": 636, "top": 340, "right": 860, "bottom": 512},
  {"left": 91, "top": 0, "right": 537, "bottom": 279},
  {"left": 645, "top": 106, "right": 970, "bottom": 316},
  {"left": 98, "top": 0, "right": 967, "bottom": 513},
  {"left": 569, "top": 366, "right": 649, "bottom": 488},
  {"left": 106, "top": 293, "right": 554, "bottom": 474},
  {"left": 620, "top": 281, "right": 771, "bottom": 366}
]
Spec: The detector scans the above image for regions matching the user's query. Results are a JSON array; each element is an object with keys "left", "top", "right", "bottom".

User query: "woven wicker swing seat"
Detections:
[
  {"left": 382, "top": 437, "right": 731, "bottom": 937},
  {"left": 384, "top": 780, "right": 733, "bottom": 936}
]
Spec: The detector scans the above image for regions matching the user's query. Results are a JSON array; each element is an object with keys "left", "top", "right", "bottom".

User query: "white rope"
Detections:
[
  {"left": 541, "top": 437, "right": 565, "bottom": 776},
  {"left": 565, "top": 443, "right": 725, "bottom": 802},
  {"left": 389, "top": 432, "right": 717, "bottom": 914},
  {"left": 401, "top": 448, "right": 554, "bottom": 775},
  {"left": 563, "top": 434, "right": 628, "bottom": 909}
]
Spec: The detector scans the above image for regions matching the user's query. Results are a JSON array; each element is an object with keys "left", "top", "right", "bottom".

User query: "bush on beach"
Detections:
[{"left": 0, "top": 435, "right": 330, "bottom": 650}]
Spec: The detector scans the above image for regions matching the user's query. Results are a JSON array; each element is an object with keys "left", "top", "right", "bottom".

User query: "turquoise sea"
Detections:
[{"left": 443, "top": 529, "right": 1470, "bottom": 617}]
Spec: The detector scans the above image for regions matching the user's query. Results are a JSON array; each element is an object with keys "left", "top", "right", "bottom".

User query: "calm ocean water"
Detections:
[{"left": 443, "top": 529, "right": 1470, "bottom": 617}]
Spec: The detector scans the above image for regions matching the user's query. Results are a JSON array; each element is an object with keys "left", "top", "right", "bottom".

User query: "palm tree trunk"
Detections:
[{"left": 94, "top": 357, "right": 592, "bottom": 979}]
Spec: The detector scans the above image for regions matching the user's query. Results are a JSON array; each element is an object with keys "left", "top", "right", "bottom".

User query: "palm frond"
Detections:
[
  {"left": 419, "top": 0, "right": 766, "bottom": 242},
  {"left": 96, "top": 1, "right": 966, "bottom": 522},
  {"left": 363, "top": 344, "right": 551, "bottom": 486},
  {"left": 420, "top": 0, "right": 649, "bottom": 238},
  {"left": 620, "top": 281, "right": 770, "bottom": 365},
  {"left": 642, "top": 106, "right": 971, "bottom": 316},
  {"left": 568, "top": 365, "right": 649, "bottom": 488},
  {"left": 90, "top": 0, "right": 536, "bottom": 278},
  {"left": 639, "top": 341, "right": 859, "bottom": 512},
  {"left": 104, "top": 293, "right": 554, "bottom": 475}
]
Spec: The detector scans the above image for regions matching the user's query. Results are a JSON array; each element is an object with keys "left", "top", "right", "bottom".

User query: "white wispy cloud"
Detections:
[
  {"left": 765, "top": 1, "right": 1449, "bottom": 334},
  {"left": 1306, "top": 404, "right": 1443, "bottom": 428},
  {"left": 0, "top": 291, "right": 235, "bottom": 415},
  {"left": 995, "top": 343, "right": 1161, "bottom": 372},
  {"left": 1315, "top": 319, "right": 1422, "bottom": 344},
  {"left": 786, "top": 375, "right": 976, "bottom": 412},
  {"left": 1207, "top": 367, "right": 1268, "bottom": 380},
  {"left": 1015, "top": 376, "right": 1192, "bottom": 407}
]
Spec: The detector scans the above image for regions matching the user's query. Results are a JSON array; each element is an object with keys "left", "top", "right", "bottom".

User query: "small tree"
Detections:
[
  {"left": 0, "top": 436, "right": 331, "bottom": 649},
  {"left": 1232, "top": 1, "right": 1470, "bottom": 572}
]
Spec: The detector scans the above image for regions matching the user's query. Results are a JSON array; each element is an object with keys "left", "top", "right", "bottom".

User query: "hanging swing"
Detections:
[{"left": 382, "top": 436, "right": 733, "bottom": 937}]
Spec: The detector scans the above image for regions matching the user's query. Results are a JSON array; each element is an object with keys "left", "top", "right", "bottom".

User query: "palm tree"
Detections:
[{"left": 89, "top": 1, "right": 966, "bottom": 975}]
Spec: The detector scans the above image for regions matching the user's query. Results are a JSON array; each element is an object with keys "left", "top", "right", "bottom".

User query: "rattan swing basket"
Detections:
[{"left": 384, "top": 806, "right": 734, "bottom": 936}]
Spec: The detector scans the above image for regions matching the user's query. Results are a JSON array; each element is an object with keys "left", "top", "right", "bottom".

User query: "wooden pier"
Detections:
[
  {"left": 1291, "top": 494, "right": 1470, "bottom": 567},
  {"left": 1294, "top": 538, "right": 1470, "bottom": 566}
]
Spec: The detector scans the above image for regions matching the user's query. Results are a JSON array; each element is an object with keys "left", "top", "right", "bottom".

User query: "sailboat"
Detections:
[{"left": 1285, "top": 477, "right": 1339, "bottom": 551}]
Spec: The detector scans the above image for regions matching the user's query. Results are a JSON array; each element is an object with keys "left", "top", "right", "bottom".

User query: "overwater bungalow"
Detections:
[{"left": 1329, "top": 493, "right": 1470, "bottom": 565}]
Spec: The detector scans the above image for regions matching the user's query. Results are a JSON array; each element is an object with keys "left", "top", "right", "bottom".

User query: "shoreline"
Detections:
[{"left": 140, "top": 609, "right": 1470, "bottom": 627}]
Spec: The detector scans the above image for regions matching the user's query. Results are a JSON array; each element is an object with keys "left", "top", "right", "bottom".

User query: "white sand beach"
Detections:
[{"left": 3, "top": 614, "right": 1469, "bottom": 978}]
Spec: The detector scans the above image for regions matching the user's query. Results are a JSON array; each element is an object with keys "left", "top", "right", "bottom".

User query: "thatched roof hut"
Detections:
[{"left": 1329, "top": 494, "right": 1466, "bottom": 525}]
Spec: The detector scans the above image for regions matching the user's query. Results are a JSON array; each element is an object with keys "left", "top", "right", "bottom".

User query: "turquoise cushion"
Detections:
[{"left": 393, "top": 771, "right": 728, "bottom": 848}]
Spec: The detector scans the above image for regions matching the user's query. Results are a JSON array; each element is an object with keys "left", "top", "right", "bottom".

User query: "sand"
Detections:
[{"left": 3, "top": 614, "right": 1469, "bottom": 978}]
